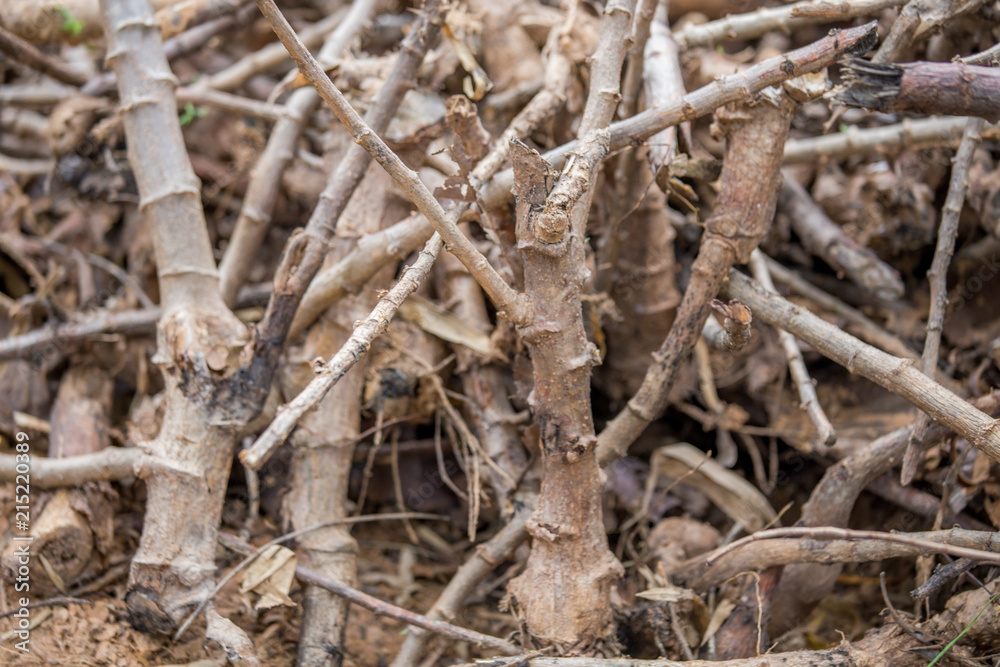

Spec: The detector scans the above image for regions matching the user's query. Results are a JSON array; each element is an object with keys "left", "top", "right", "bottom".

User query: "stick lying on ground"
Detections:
[
  {"left": 216, "top": 531, "right": 520, "bottom": 655},
  {"left": 721, "top": 270, "right": 1000, "bottom": 462}
]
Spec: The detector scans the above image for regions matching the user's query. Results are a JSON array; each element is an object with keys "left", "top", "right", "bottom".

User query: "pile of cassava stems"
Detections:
[{"left": 2, "top": 0, "right": 1000, "bottom": 664}]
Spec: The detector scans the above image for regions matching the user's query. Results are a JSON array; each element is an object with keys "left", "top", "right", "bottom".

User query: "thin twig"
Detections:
[
  {"left": 674, "top": 527, "right": 1000, "bottom": 590},
  {"left": 251, "top": 0, "right": 530, "bottom": 325},
  {"left": 36, "top": 238, "right": 156, "bottom": 309},
  {"left": 0, "top": 596, "right": 93, "bottom": 620},
  {"left": 175, "top": 512, "right": 442, "bottom": 641},
  {"left": 217, "top": 531, "right": 521, "bottom": 655},
  {"left": 0, "top": 24, "right": 89, "bottom": 86},
  {"left": 901, "top": 117, "right": 986, "bottom": 484},
  {"left": 763, "top": 257, "right": 917, "bottom": 361},
  {"left": 291, "top": 213, "right": 432, "bottom": 339},
  {"left": 871, "top": 0, "right": 985, "bottom": 64},
  {"left": 721, "top": 270, "right": 1000, "bottom": 462},
  {"left": 672, "top": 0, "right": 903, "bottom": 51},
  {"left": 962, "top": 41, "right": 1000, "bottom": 66},
  {"left": 242, "top": 235, "right": 444, "bottom": 469},
  {"left": 191, "top": 7, "right": 349, "bottom": 91},
  {"left": 705, "top": 527, "right": 1000, "bottom": 568},
  {"left": 782, "top": 116, "right": 999, "bottom": 163},
  {"left": 391, "top": 504, "right": 533, "bottom": 667},
  {"left": 927, "top": 118, "right": 988, "bottom": 371},
  {"left": 748, "top": 250, "right": 836, "bottom": 447}
]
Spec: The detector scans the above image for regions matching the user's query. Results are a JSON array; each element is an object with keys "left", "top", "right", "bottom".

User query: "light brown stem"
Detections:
[
  {"left": 505, "top": 0, "right": 638, "bottom": 645},
  {"left": 721, "top": 270, "right": 1000, "bottom": 462},
  {"left": 672, "top": 0, "right": 903, "bottom": 51},
  {"left": 748, "top": 250, "right": 836, "bottom": 447},
  {"left": 101, "top": 0, "right": 251, "bottom": 635},
  {"left": 252, "top": 0, "right": 530, "bottom": 325},
  {"left": 597, "top": 92, "right": 795, "bottom": 466}
]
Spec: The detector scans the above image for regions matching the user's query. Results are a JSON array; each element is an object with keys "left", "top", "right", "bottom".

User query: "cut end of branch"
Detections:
[{"left": 834, "top": 58, "right": 903, "bottom": 112}]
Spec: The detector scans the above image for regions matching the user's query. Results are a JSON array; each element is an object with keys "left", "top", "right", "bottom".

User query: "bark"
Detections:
[
  {"left": 721, "top": 270, "right": 1000, "bottom": 463},
  {"left": 100, "top": 0, "right": 251, "bottom": 634},
  {"left": 506, "top": 134, "right": 624, "bottom": 648},
  {"left": 597, "top": 92, "right": 796, "bottom": 466},
  {"left": 1, "top": 364, "right": 114, "bottom": 594},
  {"left": 504, "top": 0, "right": 639, "bottom": 645},
  {"left": 837, "top": 59, "right": 1000, "bottom": 122}
]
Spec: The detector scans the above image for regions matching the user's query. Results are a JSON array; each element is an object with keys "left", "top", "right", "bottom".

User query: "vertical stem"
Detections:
[
  {"left": 507, "top": 0, "right": 638, "bottom": 645},
  {"left": 101, "top": 0, "right": 251, "bottom": 635}
]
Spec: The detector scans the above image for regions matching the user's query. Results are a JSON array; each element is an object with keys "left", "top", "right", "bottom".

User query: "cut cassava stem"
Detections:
[
  {"left": 100, "top": 0, "right": 252, "bottom": 635},
  {"left": 596, "top": 91, "right": 795, "bottom": 466},
  {"left": 505, "top": 0, "right": 636, "bottom": 646},
  {"left": 394, "top": 17, "right": 592, "bottom": 659},
  {"left": 721, "top": 270, "right": 1000, "bottom": 462},
  {"left": 837, "top": 59, "right": 1000, "bottom": 122}
]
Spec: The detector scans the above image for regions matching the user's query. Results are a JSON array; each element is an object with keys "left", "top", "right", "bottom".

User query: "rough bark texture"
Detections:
[
  {"left": 101, "top": 0, "right": 251, "bottom": 633},
  {"left": 506, "top": 137, "right": 623, "bottom": 648},
  {"left": 597, "top": 93, "right": 796, "bottom": 465},
  {"left": 838, "top": 59, "right": 1000, "bottom": 122}
]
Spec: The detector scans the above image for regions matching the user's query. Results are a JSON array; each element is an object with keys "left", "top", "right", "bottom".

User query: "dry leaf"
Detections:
[
  {"left": 398, "top": 294, "right": 492, "bottom": 356},
  {"left": 239, "top": 544, "right": 297, "bottom": 610},
  {"left": 701, "top": 598, "right": 736, "bottom": 646},
  {"left": 646, "top": 443, "right": 777, "bottom": 532}
]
